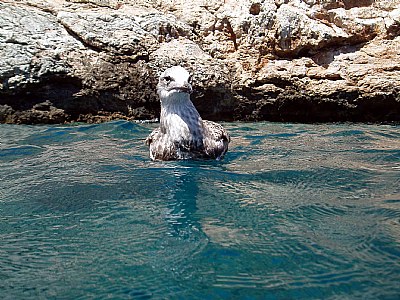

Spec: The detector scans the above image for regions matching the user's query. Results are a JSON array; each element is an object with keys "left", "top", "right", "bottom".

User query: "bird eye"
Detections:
[{"left": 163, "top": 76, "right": 173, "bottom": 83}]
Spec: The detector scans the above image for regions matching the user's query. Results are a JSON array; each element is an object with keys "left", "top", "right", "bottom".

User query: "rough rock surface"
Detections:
[{"left": 0, "top": 0, "right": 399, "bottom": 124}]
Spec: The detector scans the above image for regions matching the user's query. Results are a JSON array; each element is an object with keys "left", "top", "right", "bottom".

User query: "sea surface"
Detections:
[{"left": 0, "top": 121, "right": 399, "bottom": 299}]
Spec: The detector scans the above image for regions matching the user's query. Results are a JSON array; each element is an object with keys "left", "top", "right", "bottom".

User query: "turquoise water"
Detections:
[{"left": 0, "top": 121, "right": 399, "bottom": 299}]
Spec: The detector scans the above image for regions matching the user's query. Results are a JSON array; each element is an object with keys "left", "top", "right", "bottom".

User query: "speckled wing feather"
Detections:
[
  {"left": 202, "top": 120, "right": 230, "bottom": 160},
  {"left": 145, "top": 127, "right": 164, "bottom": 161},
  {"left": 145, "top": 127, "right": 160, "bottom": 147}
]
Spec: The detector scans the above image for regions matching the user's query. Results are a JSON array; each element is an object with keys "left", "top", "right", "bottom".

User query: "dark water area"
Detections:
[{"left": 0, "top": 121, "right": 399, "bottom": 299}]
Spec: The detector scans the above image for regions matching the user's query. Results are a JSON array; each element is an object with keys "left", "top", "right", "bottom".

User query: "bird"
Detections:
[{"left": 145, "top": 66, "right": 230, "bottom": 161}]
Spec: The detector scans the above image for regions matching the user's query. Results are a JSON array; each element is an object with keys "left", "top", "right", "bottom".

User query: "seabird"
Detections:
[{"left": 145, "top": 66, "right": 230, "bottom": 161}]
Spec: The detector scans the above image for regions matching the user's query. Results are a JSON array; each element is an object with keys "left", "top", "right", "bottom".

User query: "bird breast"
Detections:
[
  {"left": 160, "top": 103, "right": 203, "bottom": 142},
  {"left": 163, "top": 113, "right": 191, "bottom": 140}
]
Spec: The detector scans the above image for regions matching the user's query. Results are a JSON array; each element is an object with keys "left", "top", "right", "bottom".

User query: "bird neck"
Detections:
[{"left": 159, "top": 93, "right": 203, "bottom": 140}]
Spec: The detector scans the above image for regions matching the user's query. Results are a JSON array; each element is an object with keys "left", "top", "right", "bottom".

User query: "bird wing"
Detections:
[
  {"left": 145, "top": 127, "right": 161, "bottom": 146},
  {"left": 203, "top": 120, "right": 230, "bottom": 142},
  {"left": 202, "top": 120, "right": 230, "bottom": 159}
]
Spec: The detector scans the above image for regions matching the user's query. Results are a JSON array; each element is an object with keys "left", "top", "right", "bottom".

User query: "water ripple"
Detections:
[{"left": 1, "top": 121, "right": 399, "bottom": 299}]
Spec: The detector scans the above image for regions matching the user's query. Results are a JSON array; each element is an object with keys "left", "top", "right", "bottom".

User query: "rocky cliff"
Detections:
[{"left": 1, "top": 0, "right": 399, "bottom": 124}]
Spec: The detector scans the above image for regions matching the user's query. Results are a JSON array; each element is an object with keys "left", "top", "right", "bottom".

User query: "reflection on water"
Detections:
[{"left": 0, "top": 121, "right": 399, "bottom": 299}]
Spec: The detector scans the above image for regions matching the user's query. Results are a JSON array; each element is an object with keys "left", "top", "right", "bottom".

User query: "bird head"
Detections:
[{"left": 157, "top": 66, "right": 193, "bottom": 100}]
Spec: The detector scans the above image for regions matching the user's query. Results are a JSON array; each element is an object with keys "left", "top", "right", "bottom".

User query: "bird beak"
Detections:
[
  {"left": 181, "top": 81, "right": 193, "bottom": 94},
  {"left": 170, "top": 81, "right": 193, "bottom": 94}
]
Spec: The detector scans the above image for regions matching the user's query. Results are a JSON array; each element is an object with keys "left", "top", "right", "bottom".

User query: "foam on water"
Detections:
[{"left": 0, "top": 121, "right": 399, "bottom": 299}]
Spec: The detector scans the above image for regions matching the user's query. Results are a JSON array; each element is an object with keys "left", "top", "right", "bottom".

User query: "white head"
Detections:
[{"left": 157, "top": 66, "right": 193, "bottom": 101}]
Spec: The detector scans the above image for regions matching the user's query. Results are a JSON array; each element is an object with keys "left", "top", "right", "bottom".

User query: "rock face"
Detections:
[{"left": 0, "top": 0, "right": 399, "bottom": 124}]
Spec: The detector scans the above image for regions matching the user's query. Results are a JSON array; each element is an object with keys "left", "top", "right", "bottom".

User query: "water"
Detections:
[{"left": 0, "top": 121, "right": 399, "bottom": 299}]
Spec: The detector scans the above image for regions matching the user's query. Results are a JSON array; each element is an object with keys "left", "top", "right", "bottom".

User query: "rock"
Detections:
[
  {"left": 0, "top": 105, "right": 15, "bottom": 123},
  {"left": 0, "top": 2, "right": 80, "bottom": 90},
  {"left": 57, "top": 10, "right": 157, "bottom": 56},
  {"left": 0, "top": 0, "right": 399, "bottom": 124},
  {"left": 77, "top": 59, "right": 159, "bottom": 120},
  {"left": 233, "top": 35, "right": 400, "bottom": 122},
  {"left": 0, "top": 102, "right": 67, "bottom": 124}
]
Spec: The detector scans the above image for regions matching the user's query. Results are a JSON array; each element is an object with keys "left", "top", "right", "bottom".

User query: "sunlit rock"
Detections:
[{"left": 0, "top": 0, "right": 399, "bottom": 123}]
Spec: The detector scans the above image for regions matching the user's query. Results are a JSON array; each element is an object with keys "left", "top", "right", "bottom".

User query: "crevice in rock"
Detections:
[
  {"left": 210, "top": 17, "right": 238, "bottom": 51},
  {"left": 59, "top": 22, "right": 104, "bottom": 53},
  {"left": 223, "top": 17, "right": 238, "bottom": 51},
  {"left": 311, "top": 42, "right": 366, "bottom": 66},
  {"left": 342, "top": 0, "right": 374, "bottom": 9},
  {"left": 18, "top": 2, "right": 58, "bottom": 16}
]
